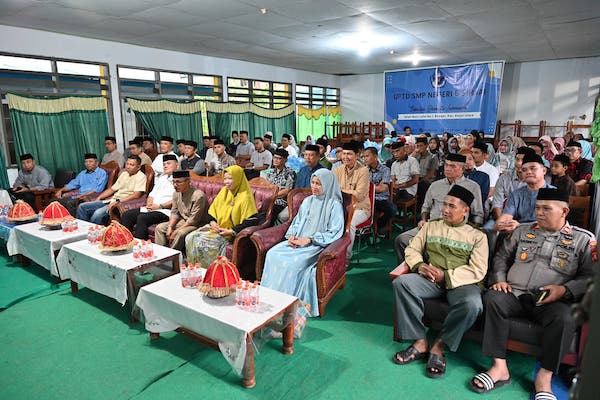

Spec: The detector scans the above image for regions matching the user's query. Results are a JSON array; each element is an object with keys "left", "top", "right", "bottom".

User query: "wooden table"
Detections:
[
  {"left": 136, "top": 274, "right": 298, "bottom": 388},
  {"left": 6, "top": 219, "right": 94, "bottom": 277},
  {"left": 56, "top": 239, "right": 180, "bottom": 319}
]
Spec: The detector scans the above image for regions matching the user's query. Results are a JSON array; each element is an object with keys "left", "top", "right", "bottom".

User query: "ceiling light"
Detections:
[
  {"left": 389, "top": 50, "right": 395, "bottom": 55},
  {"left": 259, "top": 8, "right": 268, "bottom": 14}
]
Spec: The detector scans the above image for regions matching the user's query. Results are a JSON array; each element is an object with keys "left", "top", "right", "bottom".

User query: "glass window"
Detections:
[
  {"left": 118, "top": 67, "right": 155, "bottom": 81},
  {"left": 0, "top": 55, "right": 52, "bottom": 73},
  {"left": 57, "top": 61, "right": 102, "bottom": 76},
  {"left": 295, "top": 84, "right": 340, "bottom": 109},
  {"left": 160, "top": 72, "right": 189, "bottom": 84},
  {"left": 228, "top": 77, "right": 292, "bottom": 109}
]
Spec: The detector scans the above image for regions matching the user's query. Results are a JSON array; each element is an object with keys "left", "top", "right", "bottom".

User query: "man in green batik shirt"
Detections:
[{"left": 391, "top": 184, "right": 488, "bottom": 379}]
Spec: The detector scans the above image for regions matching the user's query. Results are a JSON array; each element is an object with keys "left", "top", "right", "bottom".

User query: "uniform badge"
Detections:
[
  {"left": 520, "top": 252, "right": 528, "bottom": 260},
  {"left": 557, "top": 251, "right": 568, "bottom": 259},
  {"left": 525, "top": 233, "right": 536, "bottom": 239},
  {"left": 557, "top": 260, "right": 567, "bottom": 268},
  {"left": 590, "top": 241, "right": 598, "bottom": 262},
  {"left": 561, "top": 239, "right": 573, "bottom": 245}
]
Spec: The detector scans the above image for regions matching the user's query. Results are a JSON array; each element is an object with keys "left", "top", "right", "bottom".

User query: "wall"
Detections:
[
  {"left": 339, "top": 57, "right": 600, "bottom": 135},
  {"left": 0, "top": 25, "right": 340, "bottom": 147}
]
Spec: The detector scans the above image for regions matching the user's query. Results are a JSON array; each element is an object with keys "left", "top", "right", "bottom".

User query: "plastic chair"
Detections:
[{"left": 353, "top": 182, "right": 375, "bottom": 264}]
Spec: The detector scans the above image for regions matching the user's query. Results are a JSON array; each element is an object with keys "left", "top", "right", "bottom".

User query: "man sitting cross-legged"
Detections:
[
  {"left": 120, "top": 154, "right": 178, "bottom": 240},
  {"left": 392, "top": 184, "right": 488, "bottom": 379},
  {"left": 469, "top": 188, "right": 596, "bottom": 400}
]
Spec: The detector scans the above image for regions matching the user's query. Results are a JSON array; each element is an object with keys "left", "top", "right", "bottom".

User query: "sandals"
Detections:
[
  {"left": 534, "top": 392, "right": 556, "bottom": 400},
  {"left": 469, "top": 372, "right": 512, "bottom": 393},
  {"left": 426, "top": 353, "right": 446, "bottom": 378},
  {"left": 392, "top": 345, "right": 428, "bottom": 365}
]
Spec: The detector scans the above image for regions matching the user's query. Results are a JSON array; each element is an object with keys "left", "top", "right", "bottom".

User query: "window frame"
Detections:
[
  {"left": 295, "top": 84, "right": 340, "bottom": 109},
  {"left": 227, "top": 77, "right": 292, "bottom": 109}
]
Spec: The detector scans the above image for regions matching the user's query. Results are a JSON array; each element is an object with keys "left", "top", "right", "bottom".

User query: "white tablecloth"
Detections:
[
  {"left": 136, "top": 274, "right": 297, "bottom": 375},
  {"left": 6, "top": 220, "right": 94, "bottom": 276},
  {"left": 56, "top": 239, "right": 180, "bottom": 305}
]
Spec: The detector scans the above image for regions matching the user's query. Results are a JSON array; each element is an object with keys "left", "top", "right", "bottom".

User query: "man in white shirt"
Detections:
[
  {"left": 472, "top": 141, "right": 499, "bottom": 198},
  {"left": 279, "top": 133, "right": 298, "bottom": 158},
  {"left": 151, "top": 136, "right": 178, "bottom": 177},
  {"left": 245, "top": 137, "right": 273, "bottom": 180},
  {"left": 390, "top": 141, "right": 420, "bottom": 202},
  {"left": 120, "top": 154, "right": 178, "bottom": 239}
]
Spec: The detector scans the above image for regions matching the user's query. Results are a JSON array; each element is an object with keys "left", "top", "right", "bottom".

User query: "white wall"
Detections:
[
  {"left": 340, "top": 57, "right": 600, "bottom": 136},
  {"left": 0, "top": 25, "right": 340, "bottom": 147},
  {"left": 340, "top": 73, "right": 384, "bottom": 123}
]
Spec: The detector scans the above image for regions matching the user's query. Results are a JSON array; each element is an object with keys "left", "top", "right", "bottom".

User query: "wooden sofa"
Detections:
[
  {"left": 113, "top": 173, "right": 278, "bottom": 279},
  {"left": 250, "top": 188, "right": 356, "bottom": 317}
]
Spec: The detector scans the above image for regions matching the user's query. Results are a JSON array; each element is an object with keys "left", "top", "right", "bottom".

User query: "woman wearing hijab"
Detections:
[
  {"left": 490, "top": 138, "right": 515, "bottom": 173},
  {"left": 428, "top": 136, "right": 445, "bottom": 178},
  {"left": 260, "top": 169, "right": 345, "bottom": 317},
  {"left": 379, "top": 137, "right": 394, "bottom": 165},
  {"left": 553, "top": 137, "right": 566, "bottom": 154},
  {"left": 185, "top": 165, "right": 258, "bottom": 265},
  {"left": 578, "top": 139, "right": 594, "bottom": 161},
  {"left": 539, "top": 135, "right": 558, "bottom": 162},
  {"left": 448, "top": 137, "right": 460, "bottom": 154}
]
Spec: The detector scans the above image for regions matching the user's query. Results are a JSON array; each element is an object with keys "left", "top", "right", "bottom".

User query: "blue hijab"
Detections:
[
  {"left": 379, "top": 137, "right": 393, "bottom": 162},
  {"left": 288, "top": 168, "right": 342, "bottom": 239},
  {"left": 579, "top": 140, "right": 593, "bottom": 161}
]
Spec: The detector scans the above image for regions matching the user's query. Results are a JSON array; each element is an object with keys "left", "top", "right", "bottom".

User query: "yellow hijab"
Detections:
[{"left": 208, "top": 165, "right": 258, "bottom": 230}]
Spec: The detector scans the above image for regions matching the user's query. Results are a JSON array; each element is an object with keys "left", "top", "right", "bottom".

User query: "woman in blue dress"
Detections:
[{"left": 260, "top": 168, "right": 345, "bottom": 317}]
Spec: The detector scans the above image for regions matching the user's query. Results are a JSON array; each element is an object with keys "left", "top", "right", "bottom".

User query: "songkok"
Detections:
[
  {"left": 537, "top": 188, "right": 569, "bottom": 203},
  {"left": 128, "top": 140, "right": 141, "bottom": 146},
  {"left": 213, "top": 139, "right": 225, "bottom": 146},
  {"left": 316, "top": 138, "right": 328, "bottom": 147},
  {"left": 172, "top": 170, "right": 190, "bottom": 179},
  {"left": 162, "top": 154, "right": 178, "bottom": 162},
  {"left": 84, "top": 153, "right": 97, "bottom": 160},
  {"left": 20, "top": 153, "right": 33, "bottom": 161},
  {"left": 274, "top": 148, "right": 289, "bottom": 158},
  {"left": 105, "top": 136, "right": 117, "bottom": 143},
  {"left": 522, "top": 153, "right": 545, "bottom": 166},
  {"left": 415, "top": 137, "right": 428, "bottom": 144},
  {"left": 566, "top": 141, "right": 581, "bottom": 148},
  {"left": 447, "top": 184, "right": 474, "bottom": 206},
  {"left": 342, "top": 141, "right": 360, "bottom": 152},
  {"left": 516, "top": 146, "right": 535, "bottom": 156},
  {"left": 390, "top": 141, "right": 405, "bottom": 150},
  {"left": 185, "top": 140, "right": 198, "bottom": 149},
  {"left": 472, "top": 141, "right": 488, "bottom": 153},
  {"left": 446, "top": 153, "right": 466, "bottom": 163},
  {"left": 160, "top": 136, "right": 174, "bottom": 143},
  {"left": 304, "top": 144, "right": 320, "bottom": 153},
  {"left": 552, "top": 154, "right": 570, "bottom": 167},
  {"left": 176, "top": 139, "right": 186, "bottom": 145}
]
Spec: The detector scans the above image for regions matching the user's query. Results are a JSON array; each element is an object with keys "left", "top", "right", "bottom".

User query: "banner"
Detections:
[{"left": 384, "top": 61, "right": 504, "bottom": 136}]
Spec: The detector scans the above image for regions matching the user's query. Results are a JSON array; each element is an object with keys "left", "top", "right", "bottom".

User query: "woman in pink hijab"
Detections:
[
  {"left": 553, "top": 137, "right": 566, "bottom": 154},
  {"left": 538, "top": 135, "right": 558, "bottom": 162}
]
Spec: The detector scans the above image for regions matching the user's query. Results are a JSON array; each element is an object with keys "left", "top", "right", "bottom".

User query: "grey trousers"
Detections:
[
  {"left": 394, "top": 227, "right": 418, "bottom": 264},
  {"left": 393, "top": 273, "right": 483, "bottom": 352}
]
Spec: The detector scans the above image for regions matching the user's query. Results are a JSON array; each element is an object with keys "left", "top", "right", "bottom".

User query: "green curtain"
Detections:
[
  {"left": 590, "top": 98, "right": 600, "bottom": 183},
  {"left": 205, "top": 102, "right": 295, "bottom": 143},
  {"left": 7, "top": 94, "right": 108, "bottom": 176},
  {"left": 127, "top": 98, "right": 203, "bottom": 143},
  {"left": 0, "top": 145, "right": 9, "bottom": 189},
  {"left": 296, "top": 105, "right": 341, "bottom": 142}
]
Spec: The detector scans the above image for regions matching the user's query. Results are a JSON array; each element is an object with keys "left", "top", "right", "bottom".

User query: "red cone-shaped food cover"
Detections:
[
  {"left": 198, "top": 255, "right": 241, "bottom": 298},
  {"left": 40, "top": 201, "right": 72, "bottom": 226},
  {"left": 98, "top": 221, "right": 135, "bottom": 251},
  {"left": 7, "top": 200, "right": 36, "bottom": 222}
]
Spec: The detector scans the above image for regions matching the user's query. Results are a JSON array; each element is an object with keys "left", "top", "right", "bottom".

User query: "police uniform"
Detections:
[{"left": 482, "top": 221, "right": 597, "bottom": 373}]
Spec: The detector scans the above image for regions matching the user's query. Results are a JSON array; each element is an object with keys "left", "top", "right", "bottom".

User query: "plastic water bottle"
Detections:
[
  {"left": 243, "top": 285, "right": 250, "bottom": 310},
  {"left": 87, "top": 227, "right": 94, "bottom": 243},
  {"left": 146, "top": 241, "right": 154, "bottom": 259},
  {"left": 180, "top": 264, "right": 189, "bottom": 288},
  {"left": 0, "top": 203, "right": 5, "bottom": 216},
  {"left": 252, "top": 281, "right": 260, "bottom": 311},
  {"left": 133, "top": 242, "right": 141, "bottom": 260},
  {"left": 235, "top": 282, "right": 244, "bottom": 308}
]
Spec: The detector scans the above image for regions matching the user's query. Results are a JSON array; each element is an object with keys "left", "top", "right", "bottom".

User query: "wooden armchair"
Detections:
[
  {"left": 568, "top": 195, "right": 591, "bottom": 230},
  {"left": 251, "top": 191, "right": 356, "bottom": 317},
  {"left": 62, "top": 161, "right": 120, "bottom": 201},
  {"left": 32, "top": 168, "right": 75, "bottom": 211}
]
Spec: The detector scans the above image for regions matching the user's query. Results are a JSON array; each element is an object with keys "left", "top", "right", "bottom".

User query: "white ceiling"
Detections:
[{"left": 1, "top": 0, "right": 600, "bottom": 75}]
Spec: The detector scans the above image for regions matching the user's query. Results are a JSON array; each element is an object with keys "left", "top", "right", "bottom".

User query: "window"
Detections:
[
  {"left": 227, "top": 77, "right": 292, "bottom": 109},
  {"left": 0, "top": 53, "right": 112, "bottom": 166},
  {"left": 117, "top": 66, "right": 222, "bottom": 139},
  {"left": 295, "top": 84, "right": 340, "bottom": 109}
]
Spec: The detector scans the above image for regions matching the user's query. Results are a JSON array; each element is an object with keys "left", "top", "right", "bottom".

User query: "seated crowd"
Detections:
[{"left": 9, "top": 127, "right": 597, "bottom": 400}]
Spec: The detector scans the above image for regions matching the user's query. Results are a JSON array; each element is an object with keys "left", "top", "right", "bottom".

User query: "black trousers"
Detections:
[
  {"left": 120, "top": 209, "right": 169, "bottom": 240},
  {"left": 481, "top": 289, "right": 576, "bottom": 373},
  {"left": 8, "top": 189, "right": 36, "bottom": 210},
  {"left": 56, "top": 197, "right": 78, "bottom": 217}
]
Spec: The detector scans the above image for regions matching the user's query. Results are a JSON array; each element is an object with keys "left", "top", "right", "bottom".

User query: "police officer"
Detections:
[{"left": 469, "top": 188, "right": 597, "bottom": 400}]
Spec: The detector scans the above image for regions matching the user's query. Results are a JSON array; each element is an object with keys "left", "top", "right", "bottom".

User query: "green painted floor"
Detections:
[{"left": 0, "top": 238, "right": 549, "bottom": 400}]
